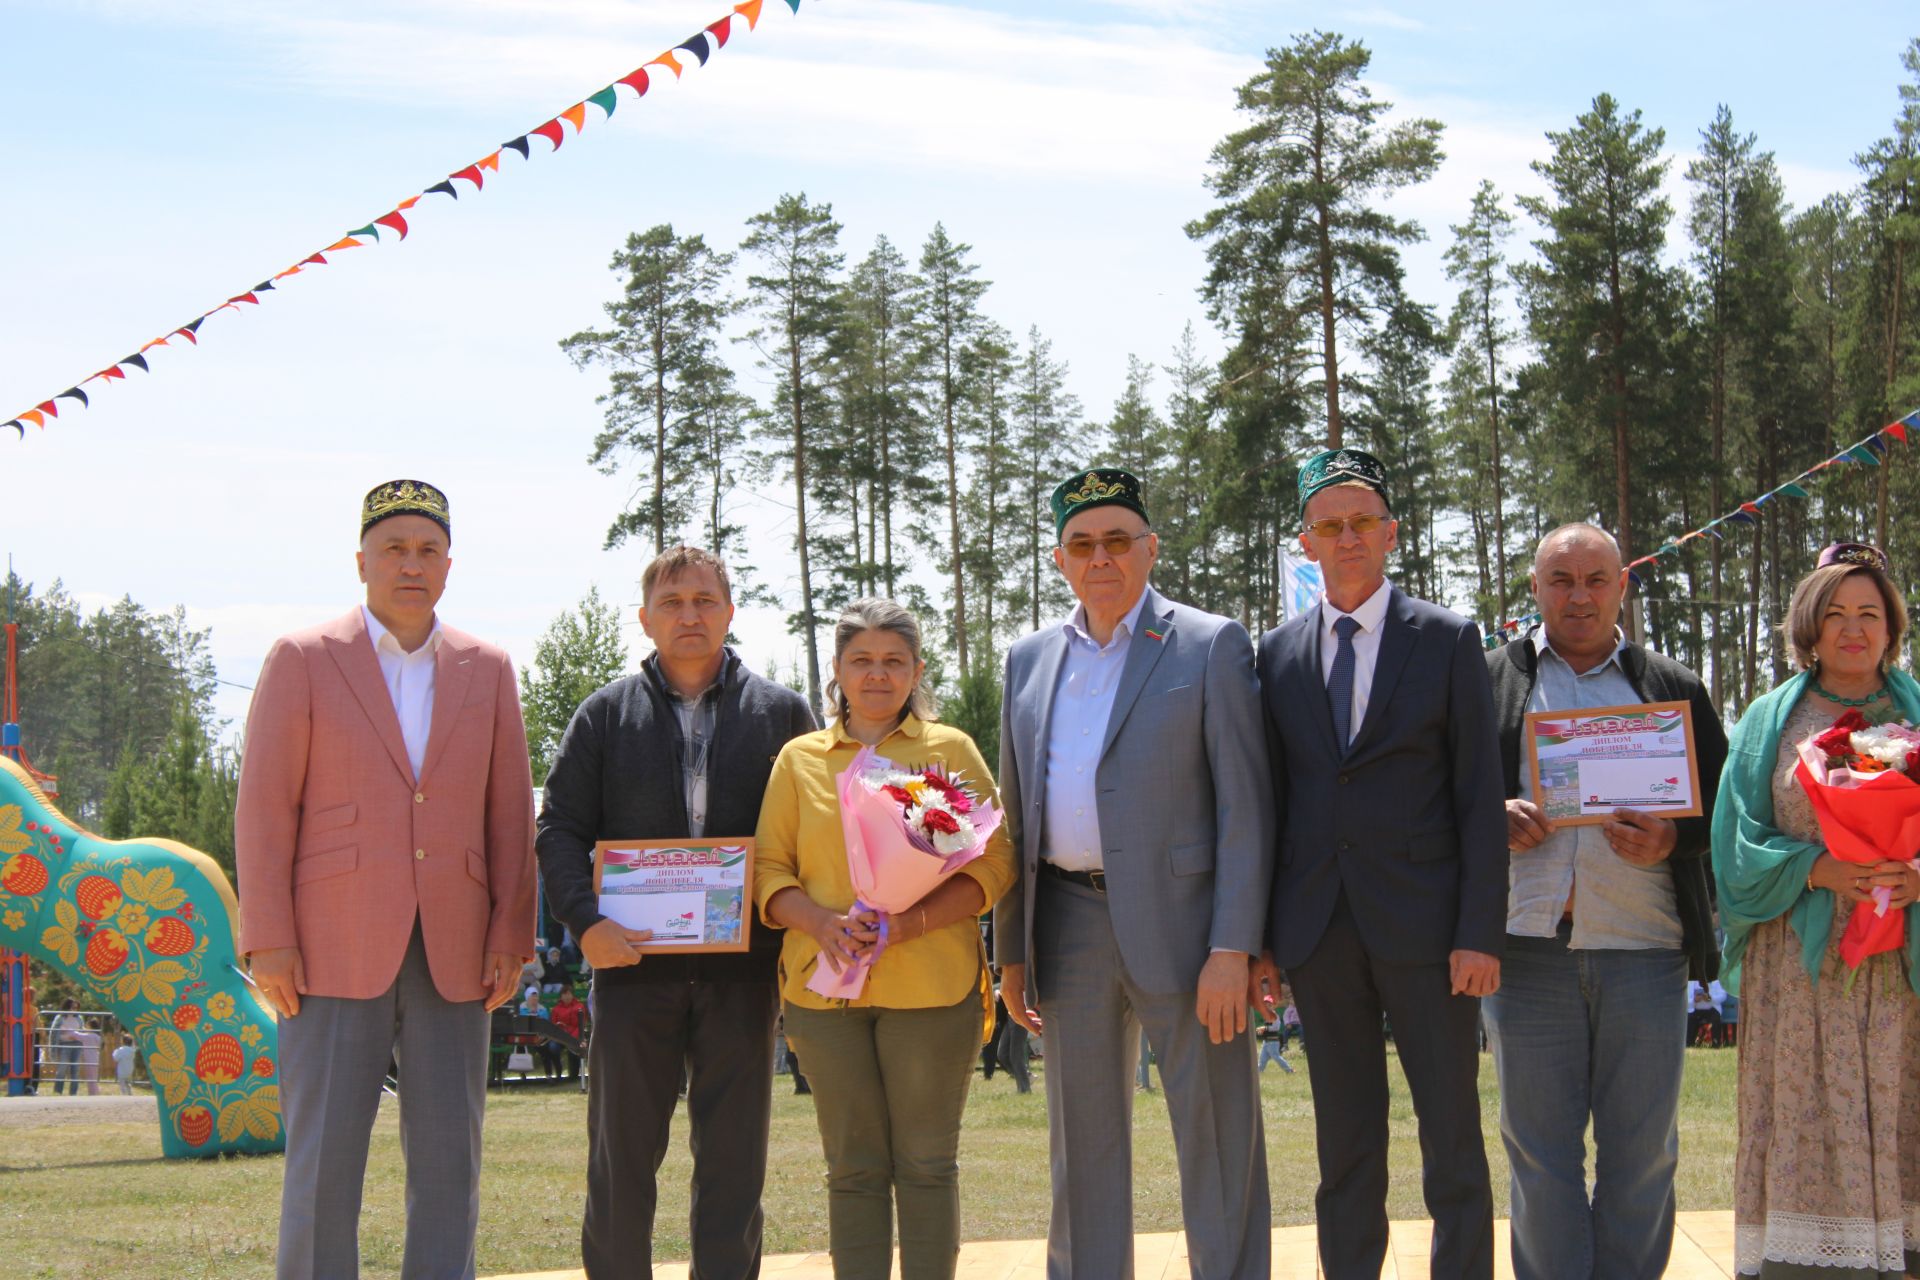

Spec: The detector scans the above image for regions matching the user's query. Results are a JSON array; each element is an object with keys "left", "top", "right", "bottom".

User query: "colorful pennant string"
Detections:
[
  {"left": 3, "top": 0, "right": 803, "bottom": 440},
  {"left": 1482, "top": 407, "right": 1920, "bottom": 647}
]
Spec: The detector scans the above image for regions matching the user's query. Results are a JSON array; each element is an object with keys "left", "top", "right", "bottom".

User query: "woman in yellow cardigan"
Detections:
[{"left": 756, "top": 598, "right": 1017, "bottom": 1280}]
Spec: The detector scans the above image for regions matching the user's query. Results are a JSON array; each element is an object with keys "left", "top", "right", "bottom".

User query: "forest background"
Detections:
[{"left": 5, "top": 4, "right": 1919, "bottom": 892}]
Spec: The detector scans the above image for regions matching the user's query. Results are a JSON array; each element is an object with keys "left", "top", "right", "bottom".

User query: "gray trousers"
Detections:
[
  {"left": 277, "top": 924, "right": 490, "bottom": 1280},
  {"left": 1033, "top": 878, "right": 1270, "bottom": 1280}
]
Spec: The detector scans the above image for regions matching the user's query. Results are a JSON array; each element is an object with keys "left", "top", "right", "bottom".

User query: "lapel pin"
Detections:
[{"left": 1143, "top": 627, "right": 1165, "bottom": 642}]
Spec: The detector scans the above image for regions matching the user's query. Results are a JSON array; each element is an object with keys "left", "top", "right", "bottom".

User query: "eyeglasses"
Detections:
[
  {"left": 1061, "top": 532, "right": 1152, "bottom": 559},
  {"left": 1304, "top": 514, "right": 1389, "bottom": 539}
]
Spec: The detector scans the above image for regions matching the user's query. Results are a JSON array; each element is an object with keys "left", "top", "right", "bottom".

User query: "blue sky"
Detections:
[{"left": 2, "top": 0, "right": 1914, "bottom": 732}]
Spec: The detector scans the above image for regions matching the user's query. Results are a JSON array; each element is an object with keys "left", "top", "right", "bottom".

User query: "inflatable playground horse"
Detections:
[{"left": 0, "top": 756, "right": 281, "bottom": 1157}]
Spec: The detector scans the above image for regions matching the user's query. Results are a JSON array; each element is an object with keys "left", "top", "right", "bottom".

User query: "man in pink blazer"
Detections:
[{"left": 236, "top": 479, "right": 536, "bottom": 1280}]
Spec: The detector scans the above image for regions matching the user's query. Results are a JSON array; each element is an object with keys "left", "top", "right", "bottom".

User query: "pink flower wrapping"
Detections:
[{"left": 804, "top": 745, "right": 1004, "bottom": 1001}]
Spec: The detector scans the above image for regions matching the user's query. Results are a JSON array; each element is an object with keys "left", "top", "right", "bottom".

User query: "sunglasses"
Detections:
[
  {"left": 1304, "top": 514, "right": 1389, "bottom": 539},
  {"left": 1062, "top": 532, "right": 1151, "bottom": 559}
]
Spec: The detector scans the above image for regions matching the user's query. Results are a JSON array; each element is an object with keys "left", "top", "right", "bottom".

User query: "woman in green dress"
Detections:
[{"left": 1714, "top": 543, "right": 1920, "bottom": 1278}]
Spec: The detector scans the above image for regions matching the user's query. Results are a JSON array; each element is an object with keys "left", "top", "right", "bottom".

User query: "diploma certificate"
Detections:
[
  {"left": 592, "top": 839, "right": 753, "bottom": 953},
  {"left": 1524, "top": 701, "right": 1703, "bottom": 826}
]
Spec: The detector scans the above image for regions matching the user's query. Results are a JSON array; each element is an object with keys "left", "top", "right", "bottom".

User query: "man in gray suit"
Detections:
[{"left": 995, "top": 467, "right": 1274, "bottom": 1280}]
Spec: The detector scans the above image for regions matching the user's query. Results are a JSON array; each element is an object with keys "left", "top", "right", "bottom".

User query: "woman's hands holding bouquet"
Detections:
[
  {"left": 1808, "top": 852, "right": 1920, "bottom": 909},
  {"left": 768, "top": 887, "right": 882, "bottom": 974}
]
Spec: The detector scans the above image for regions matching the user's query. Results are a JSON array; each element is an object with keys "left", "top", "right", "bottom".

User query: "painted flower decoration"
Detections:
[
  {"left": 1, "top": 909, "right": 22, "bottom": 932},
  {"left": 240, "top": 1023, "right": 263, "bottom": 1048},
  {"left": 206, "top": 992, "right": 236, "bottom": 1021},
  {"left": 116, "top": 904, "right": 150, "bottom": 936},
  {"left": 0, "top": 804, "right": 28, "bottom": 856}
]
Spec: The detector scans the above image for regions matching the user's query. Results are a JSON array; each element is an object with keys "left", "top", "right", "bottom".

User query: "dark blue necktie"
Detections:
[{"left": 1328, "top": 615, "right": 1360, "bottom": 752}]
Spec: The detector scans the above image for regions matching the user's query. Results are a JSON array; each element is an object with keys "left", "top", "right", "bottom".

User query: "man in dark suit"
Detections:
[{"left": 1252, "top": 448, "right": 1508, "bottom": 1280}]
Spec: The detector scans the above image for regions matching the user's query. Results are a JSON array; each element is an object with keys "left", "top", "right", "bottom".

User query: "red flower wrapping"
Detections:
[{"left": 1794, "top": 734, "right": 1920, "bottom": 972}]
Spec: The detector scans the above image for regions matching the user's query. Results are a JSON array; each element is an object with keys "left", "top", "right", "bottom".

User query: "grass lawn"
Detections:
[{"left": 0, "top": 1047, "right": 1738, "bottom": 1278}]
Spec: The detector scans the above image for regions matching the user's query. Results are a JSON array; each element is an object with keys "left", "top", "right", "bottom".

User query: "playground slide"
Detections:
[{"left": 0, "top": 756, "right": 282, "bottom": 1158}]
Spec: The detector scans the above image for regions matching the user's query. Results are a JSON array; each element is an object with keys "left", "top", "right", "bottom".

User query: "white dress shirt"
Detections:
[
  {"left": 1317, "top": 578, "right": 1393, "bottom": 747},
  {"left": 361, "top": 605, "right": 443, "bottom": 782},
  {"left": 1042, "top": 590, "right": 1150, "bottom": 872}
]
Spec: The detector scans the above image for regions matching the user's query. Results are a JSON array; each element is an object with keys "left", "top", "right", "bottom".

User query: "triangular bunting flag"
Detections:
[
  {"left": 301, "top": 252, "right": 329, "bottom": 266},
  {"left": 532, "top": 119, "right": 566, "bottom": 150},
  {"left": 617, "top": 68, "right": 651, "bottom": 96},
  {"left": 4, "top": 421, "right": 21, "bottom": 438},
  {"left": 1740, "top": 502, "right": 1760, "bottom": 514},
  {"left": 1728, "top": 511, "right": 1756, "bottom": 525},
  {"left": 1889, "top": 422, "right": 1911, "bottom": 443},
  {"left": 398, "top": 195, "right": 422, "bottom": 210},
  {"left": 561, "top": 103, "right": 588, "bottom": 133},
  {"left": 649, "top": 51, "right": 684, "bottom": 78},
  {"left": 173, "top": 324, "right": 201, "bottom": 343},
  {"left": 1781, "top": 483, "right": 1810, "bottom": 498},
  {"left": 784, "top": 0, "right": 800, "bottom": 11},
  {"left": 707, "top": 16, "right": 733, "bottom": 46},
  {"left": 502, "top": 135, "right": 532, "bottom": 159},
  {"left": 35, "top": 400, "right": 57, "bottom": 418},
  {"left": 138, "top": 337, "right": 169, "bottom": 353},
  {"left": 273, "top": 265, "right": 304, "bottom": 280},
  {"left": 120, "top": 354, "right": 149, "bottom": 372},
  {"left": 57, "top": 387, "right": 88, "bottom": 407},
  {"left": 347, "top": 223, "right": 381, "bottom": 241},
  {"left": 734, "top": 0, "right": 764, "bottom": 28},
  {"left": 477, "top": 151, "right": 501, "bottom": 172},
  {"left": 228, "top": 292, "right": 261, "bottom": 305},
  {"left": 1904, "top": 409, "right": 1920, "bottom": 428},
  {"left": 325, "top": 237, "right": 365, "bottom": 251},
  {"left": 588, "top": 87, "right": 618, "bottom": 116},
  {"left": 254, "top": 280, "right": 276, "bottom": 292},
  {"left": 677, "top": 34, "right": 712, "bottom": 66},
  {"left": 20, "top": 410, "right": 44, "bottom": 429},
  {"left": 98, "top": 366, "right": 126, "bottom": 382},
  {"left": 375, "top": 211, "right": 410, "bottom": 239},
  {"left": 1867, "top": 435, "right": 1888, "bottom": 453},
  {"left": 1849, "top": 445, "right": 1881, "bottom": 466},
  {"left": 451, "top": 165, "right": 485, "bottom": 190},
  {"left": 425, "top": 180, "right": 458, "bottom": 198}
]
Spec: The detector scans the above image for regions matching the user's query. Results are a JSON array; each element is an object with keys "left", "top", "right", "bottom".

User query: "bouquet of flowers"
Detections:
[
  {"left": 805, "top": 746, "right": 1003, "bottom": 1001},
  {"left": 1794, "top": 708, "right": 1920, "bottom": 979}
]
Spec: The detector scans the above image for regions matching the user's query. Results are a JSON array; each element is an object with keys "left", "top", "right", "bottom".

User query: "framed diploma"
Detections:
[
  {"left": 1524, "top": 701, "right": 1704, "bottom": 827},
  {"left": 592, "top": 839, "right": 754, "bottom": 954}
]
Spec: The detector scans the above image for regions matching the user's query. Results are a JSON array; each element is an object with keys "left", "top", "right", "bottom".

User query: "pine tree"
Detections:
[
  {"left": 741, "top": 194, "right": 846, "bottom": 715},
  {"left": 1189, "top": 30, "right": 1443, "bottom": 448},
  {"left": 1517, "top": 94, "right": 1678, "bottom": 579},
  {"left": 912, "top": 224, "right": 991, "bottom": 679},
  {"left": 1010, "top": 327, "right": 1084, "bottom": 631},
  {"left": 560, "top": 225, "right": 735, "bottom": 553},
  {"left": 1442, "top": 181, "right": 1519, "bottom": 617}
]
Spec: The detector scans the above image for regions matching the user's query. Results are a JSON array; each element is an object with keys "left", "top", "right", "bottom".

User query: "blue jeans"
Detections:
[{"left": 1481, "top": 926, "right": 1687, "bottom": 1280}]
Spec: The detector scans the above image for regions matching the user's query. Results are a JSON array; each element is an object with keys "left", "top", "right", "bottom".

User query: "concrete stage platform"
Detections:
[{"left": 491, "top": 1209, "right": 1737, "bottom": 1278}]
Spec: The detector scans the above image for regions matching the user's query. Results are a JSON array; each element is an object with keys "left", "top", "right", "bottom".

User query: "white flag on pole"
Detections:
[{"left": 1279, "top": 550, "right": 1324, "bottom": 619}]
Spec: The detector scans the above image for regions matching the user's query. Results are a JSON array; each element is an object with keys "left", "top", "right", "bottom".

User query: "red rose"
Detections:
[
  {"left": 1906, "top": 748, "right": 1920, "bottom": 774},
  {"left": 947, "top": 790, "right": 973, "bottom": 815},
  {"left": 921, "top": 808, "right": 962, "bottom": 835},
  {"left": 881, "top": 785, "right": 915, "bottom": 806},
  {"left": 1813, "top": 710, "right": 1871, "bottom": 758}
]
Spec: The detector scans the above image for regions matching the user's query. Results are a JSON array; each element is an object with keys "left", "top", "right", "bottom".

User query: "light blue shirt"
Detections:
[
  {"left": 1041, "top": 590, "right": 1150, "bottom": 872},
  {"left": 1512, "top": 628, "right": 1683, "bottom": 949}
]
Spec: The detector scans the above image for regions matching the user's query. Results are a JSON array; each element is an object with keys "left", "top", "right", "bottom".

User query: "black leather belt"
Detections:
[{"left": 1040, "top": 860, "right": 1106, "bottom": 894}]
